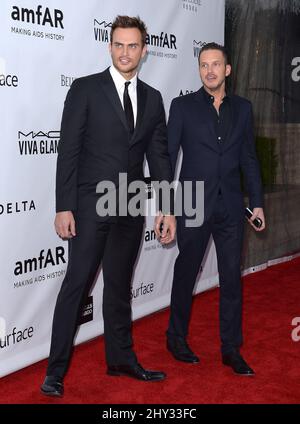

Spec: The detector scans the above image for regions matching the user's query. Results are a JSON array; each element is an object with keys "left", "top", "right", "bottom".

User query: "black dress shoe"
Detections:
[
  {"left": 107, "top": 363, "right": 166, "bottom": 381},
  {"left": 167, "top": 338, "right": 200, "bottom": 363},
  {"left": 41, "top": 375, "right": 64, "bottom": 397},
  {"left": 222, "top": 352, "right": 255, "bottom": 376}
]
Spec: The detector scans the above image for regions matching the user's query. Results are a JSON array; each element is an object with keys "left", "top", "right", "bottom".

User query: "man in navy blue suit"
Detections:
[
  {"left": 41, "top": 16, "right": 176, "bottom": 397},
  {"left": 166, "top": 42, "right": 265, "bottom": 375}
]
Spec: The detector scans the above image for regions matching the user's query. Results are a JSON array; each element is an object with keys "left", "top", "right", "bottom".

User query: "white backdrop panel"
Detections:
[{"left": 0, "top": 0, "right": 224, "bottom": 377}]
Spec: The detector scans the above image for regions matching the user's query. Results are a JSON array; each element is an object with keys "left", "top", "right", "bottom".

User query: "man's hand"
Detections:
[
  {"left": 247, "top": 207, "right": 266, "bottom": 232},
  {"left": 154, "top": 213, "right": 176, "bottom": 244},
  {"left": 54, "top": 211, "right": 76, "bottom": 239}
]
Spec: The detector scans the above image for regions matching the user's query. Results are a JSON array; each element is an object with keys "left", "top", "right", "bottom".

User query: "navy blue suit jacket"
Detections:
[
  {"left": 56, "top": 68, "right": 172, "bottom": 219},
  {"left": 168, "top": 87, "right": 263, "bottom": 223}
]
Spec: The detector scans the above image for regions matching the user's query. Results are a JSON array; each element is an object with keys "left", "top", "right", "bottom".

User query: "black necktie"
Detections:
[{"left": 123, "top": 81, "right": 134, "bottom": 135}]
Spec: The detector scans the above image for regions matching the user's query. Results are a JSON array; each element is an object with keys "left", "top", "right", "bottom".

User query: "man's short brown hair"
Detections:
[
  {"left": 110, "top": 15, "right": 147, "bottom": 46},
  {"left": 198, "top": 42, "right": 229, "bottom": 65}
]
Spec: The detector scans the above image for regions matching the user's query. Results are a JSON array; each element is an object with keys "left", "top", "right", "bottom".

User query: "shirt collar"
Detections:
[
  {"left": 201, "top": 86, "right": 230, "bottom": 104},
  {"left": 109, "top": 64, "right": 137, "bottom": 92}
]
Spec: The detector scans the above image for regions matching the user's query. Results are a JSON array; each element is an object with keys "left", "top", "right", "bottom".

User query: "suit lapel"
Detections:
[
  {"left": 130, "top": 79, "right": 147, "bottom": 145},
  {"left": 223, "top": 96, "right": 237, "bottom": 152},
  {"left": 98, "top": 70, "right": 147, "bottom": 143},
  {"left": 98, "top": 68, "right": 128, "bottom": 132}
]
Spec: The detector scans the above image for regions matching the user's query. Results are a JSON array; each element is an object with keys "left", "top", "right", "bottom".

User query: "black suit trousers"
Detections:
[
  {"left": 47, "top": 215, "right": 144, "bottom": 377},
  {"left": 167, "top": 194, "right": 244, "bottom": 355}
]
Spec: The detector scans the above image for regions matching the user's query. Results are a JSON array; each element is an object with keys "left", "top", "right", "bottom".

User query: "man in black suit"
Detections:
[
  {"left": 166, "top": 43, "right": 265, "bottom": 375},
  {"left": 41, "top": 16, "right": 176, "bottom": 397}
]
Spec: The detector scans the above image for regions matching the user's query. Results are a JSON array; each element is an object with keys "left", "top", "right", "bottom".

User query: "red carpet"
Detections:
[{"left": 1, "top": 257, "right": 300, "bottom": 404}]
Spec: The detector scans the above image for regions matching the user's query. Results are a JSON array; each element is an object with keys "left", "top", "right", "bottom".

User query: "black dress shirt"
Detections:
[{"left": 202, "top": 87, "right": 232, "bottom": 145}]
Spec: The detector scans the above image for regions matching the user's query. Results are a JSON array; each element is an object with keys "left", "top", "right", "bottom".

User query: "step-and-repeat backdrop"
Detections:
[{"left": 0, "top": 0, "right": 224, "bottom": 377}]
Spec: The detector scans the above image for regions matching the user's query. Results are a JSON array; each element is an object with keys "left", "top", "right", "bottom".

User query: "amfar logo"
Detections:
[
  {"left": 143, "top": 227, "right": 164, "bottom": 253},
  {"left": 144, "top": 228, "right": 157, "bottom": 243},
  {"left": 18, "top": 130, "right": 60, "bottom": 155},
  {"left": 0, "top": 200, "right": 36, "bottom": 216},
  {"left": 94, "top": 19, "right": 112, "bottom": 43},
  {"left": 131, "top": 282, "right": 154, "bottom": 300},
  {"left": 146, "top": 31, "right": 177, "bottom": 50},
  {"left": 193, "top": 40, "right": 207, "bottom": 59},
  {"left": 291, "top": 57, "right": 300, "bottom": 82},
  {"left": 11, "top": 5, "right": 64, "bottom": 28},
  {"left": 182, "top": 0, "right": 202, "bottom": 13},
  {"left": 146, "top": 30, "right": 178, "bottom": 60},
  {"left": 0, "top": 324, "right": 34, "bottom": 349},
  {"left": 11, "top": 5, "right": 64, "bottom": 41},
  {"left": 79, "top": 296, "right": 94, "bottom": 325},
  {"left": 0, "top": 73, "right": 19, "bottom": 87},
  {"left": 14, "top": 247, "right": 66, "bottom": 276}
]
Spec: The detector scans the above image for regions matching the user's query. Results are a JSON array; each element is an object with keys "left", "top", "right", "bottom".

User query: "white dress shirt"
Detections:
[{"left": 109, "top": 64, "right": 137, "bottom": 126}]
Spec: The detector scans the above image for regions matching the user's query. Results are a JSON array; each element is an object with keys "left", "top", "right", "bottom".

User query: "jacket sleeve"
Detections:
[
  {"left": 240, "top": 102, "right": 264, "bottom": 209},
  {"left": 146, "top": 91, "right": 174, "bottom": 214},
  {"left": 167, "top": 98, "right": 183, "bottom": 177},
  {"left": 55, "top": 79, "right": 88, "bottom": 212}
]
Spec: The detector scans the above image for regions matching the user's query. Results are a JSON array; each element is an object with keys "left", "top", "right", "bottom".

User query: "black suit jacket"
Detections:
[
  {"left": 56, "top": 68, "right": 172, "bottom": 220},
  {"left": 168, "top": 87, "right": 263, "bottom": 222}
]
